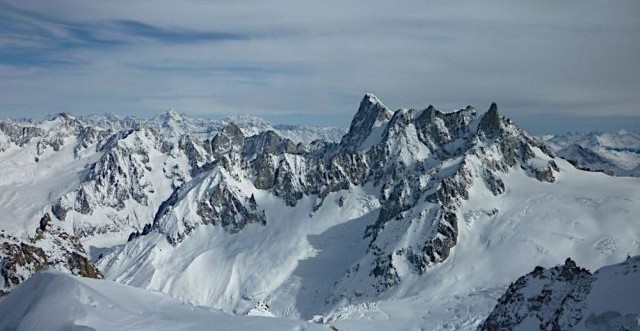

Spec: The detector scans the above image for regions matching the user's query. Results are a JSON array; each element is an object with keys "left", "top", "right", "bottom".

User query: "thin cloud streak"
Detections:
[{"left": 0, "top": 0, "right": 638, "bottom": 133}]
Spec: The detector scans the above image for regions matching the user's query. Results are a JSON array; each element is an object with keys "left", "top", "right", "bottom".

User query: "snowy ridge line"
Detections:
[
  {"left": 97, "top": 94, "right": 636, "bottom": 321},
  {"left": 0, "top": 94, "right": 639, "bottom": 331},
  {"left": 0, "top": 108, "right": 343, "bottom": 294}
]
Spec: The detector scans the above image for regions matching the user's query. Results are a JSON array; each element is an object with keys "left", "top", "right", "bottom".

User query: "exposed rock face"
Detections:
[
  {"left": 479, "top": 256, "right": 640, "bottom": 331},
  {"left": 477, "top": 102, "right": 501, "bottom": 139},
  {"left": 242, "top": 130, "right": 299, "bottom": 158},
  {"left": 212, "top": 123, "right": 245, "bottom": 156},
  {"left": 197, "top": 183, "right": 266, "bottom": 233},
  {"left": 0, "top": 214, "right": 101, "bottom": 294},
  {"left": 0, "top": 240, "right": 47, "bottom": 292},
  {"left": 0, "top": 113, "right": 107, "bottom": 158},
  {"left": 141, "top": 94, "right": 561, "bottom": 299},
  {"left": 0, "top": 110, "right": 348, "bottom": 297},
  {"left": 339, "top": 93, "right": 393, "bottom": 150},
  {"left": 152, "top": 166, "right": 268, "bottom": 245},
  {"left": 0, "top": 94, "right": 566, "bottom": 304},
  {"left": 0, "top": 123, "right": 43, "bottom": 150},
  {"left": 480, "top": 258, "right": 592, "bottom": 331},
  {"left": 52, "top": 125, "right": 208, "bottom": 238}
]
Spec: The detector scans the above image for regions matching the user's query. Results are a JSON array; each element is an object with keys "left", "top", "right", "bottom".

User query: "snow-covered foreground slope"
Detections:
[
  {"left": 0, "top": 268, "right": 498, "bottom": 331},
  {"left": 0, "top": 270, "right": 327, "bottom": 331},
  {"left": 99, "top": 185, "right": 381, "bottom": 317},
  {"left": 3, "top": 255, "right": 637, "bottom": 331}
]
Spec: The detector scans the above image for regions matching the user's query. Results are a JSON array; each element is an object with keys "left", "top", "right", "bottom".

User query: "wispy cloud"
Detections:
[
  {"left": 111, "top": 20, "right": 247, "bottom": 44},
  {"left": 0, "top": 0, "right": 638, "bottom": 132}
]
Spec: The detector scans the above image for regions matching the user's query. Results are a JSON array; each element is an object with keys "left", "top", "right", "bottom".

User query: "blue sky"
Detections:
[{"left": 0, "top": 0, "right": 639, "bottom": 134}]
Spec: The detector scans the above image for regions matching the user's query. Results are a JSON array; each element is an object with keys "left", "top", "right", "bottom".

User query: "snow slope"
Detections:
[
  {"left": 99, "top": 184, "right": 381, "bottom": 317},
  {"left": 0, "top": 270, "right": 325, "bottom": 331},
  {"left": 0, "top": 117, "right": 101, "bottom": 236},
  {"left": 1, "top": 96, "right": 639, "bottom": 330},
  {"left": 0, "top": 110, "right": 345, "bottom": 294},
  {"left": 97, "top": 96, "right": 640, "bottom": 326},
  {"left": 3, "top": 255, "right": 638, "bottom": 331}
]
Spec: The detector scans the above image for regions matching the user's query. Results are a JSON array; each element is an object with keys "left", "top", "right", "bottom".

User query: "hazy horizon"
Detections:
[{"left": 3, "top": 101, "right": 639, "bottom": 135}]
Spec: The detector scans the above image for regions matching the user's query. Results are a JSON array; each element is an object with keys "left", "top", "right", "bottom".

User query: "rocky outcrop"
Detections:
[
  {"left": 479, "top": 258, "right": 592, "bottom": 331},
  {"left": 0, "top": 214, "right": 101, "bottom": 294},
  {"left": 52, "top": 125, "right": 204, "bottom": 239},
  {"left": 197, "top": 183, "right": 266, "bottom": 233},
  {"left": 339, "top": 94, "right": 393, "bottom": 150},
  {"left": 480, "top": 256, "right": 640, "bottom": 331},
  {"left": 152, "top": 165, "right": 268, "bottom": 245},
  {"left": 1, "top": 94, "right": 568, "bottom": 305},
  {"left": 0, "top": 123, "right": 43, "bottom": 150},
  {"left": 139, "top": 95, "right": 562, "bottom": 299},
  {"left": 211, "top": 123, "right": 245, "bottom": 156}
]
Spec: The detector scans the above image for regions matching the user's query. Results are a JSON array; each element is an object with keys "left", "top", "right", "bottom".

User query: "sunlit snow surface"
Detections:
[
  {"left": 91, "top": 158, "right": 640, "bottom": 330},
  {"left": 0, "top": 270, "right": 325, "bottom": 331},
  {"left": 1, "top": 111, "right": 639, "bottom": 330},
  {"left": 0, "top": 130, "right": 97, "bottom": 236}
]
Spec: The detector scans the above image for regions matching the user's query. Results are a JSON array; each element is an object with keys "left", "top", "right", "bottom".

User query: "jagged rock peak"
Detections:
[
  {"left": 56, "top": 112, "right": 74, "bottom": 121},
  {"left": 477, "top": 102, "right": 502, "bottom": 138},
  {"left": 340, "top": 93, "right": 393, "bottom": 149},
  {"left": 153, "top": 109, "right": 185, "bottom": 125},
  {"left": 211, "top": 122, "right": 245, "bottom": 154},
  {"left": 359, "top": 93, "right": 392, "bottom": 122},
  {"left": 362, "top": 92, "right": 381, "bottom": 105},
  {"left": 242, "top": 130, "right": 297, "bottom": 157},
  {"left": 479, "top": 257, "right": 593, "bottom": 331},
  {"left": 219, "top": 122, "right": 244, "bottom": 139}
]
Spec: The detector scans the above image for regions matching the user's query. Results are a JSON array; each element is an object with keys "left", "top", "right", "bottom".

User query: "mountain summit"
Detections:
[
  {"left": 0, "top": 95, "right": 638, "bottom": 328},
  {"left": 87, "top": 95, "right": 639, "bottom": 319}
]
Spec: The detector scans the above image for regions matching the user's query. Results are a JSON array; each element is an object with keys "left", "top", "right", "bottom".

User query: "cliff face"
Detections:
[
  {"left": 1, "top": 214, "right": 101, "bottom": 294},
  {"left": 479, "top": 256, "right": 640, "bottom": 331},
  {"left": 99, "top": 94, "right": 569, "bottom": 314},
  {"left": 1, "top": 95, "right": 637, "bottom": 324}
]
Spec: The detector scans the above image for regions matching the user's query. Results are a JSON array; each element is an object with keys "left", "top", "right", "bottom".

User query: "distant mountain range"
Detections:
[
  {"left": 542, "top": 130, "right": 640, "bottom": 177},
  {"left": 1, "top": 95, "right": 638, "bottom": 330}
]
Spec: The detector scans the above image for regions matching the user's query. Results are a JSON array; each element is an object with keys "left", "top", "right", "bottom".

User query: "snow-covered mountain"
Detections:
[
  {"left": 98, "top": 95, "right": 640, "bottom": 320},
  {"left": 479, "top": 256, "right": 640, "bottom": 331},
  {"left": 542, "top": 130, "right": 640, "bottom": 177},
  {"left": 1, "top": 95, "right": 639, "bottom": 330},
  {"left": 0, "top": 110, "right": 343, "bottom": 294}
]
